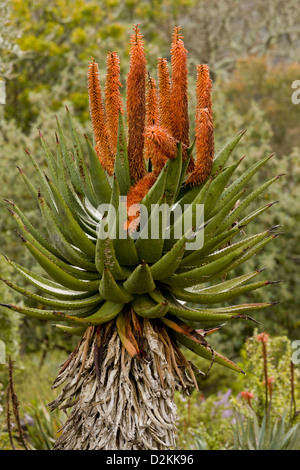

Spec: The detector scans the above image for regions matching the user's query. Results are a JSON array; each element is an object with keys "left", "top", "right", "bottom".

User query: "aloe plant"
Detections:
[
  {"left": 1, "top": 26, "right": 280, "bottom": 450},
  {"left": 232, "top": 409, "right": 300, "bottom": 450}
]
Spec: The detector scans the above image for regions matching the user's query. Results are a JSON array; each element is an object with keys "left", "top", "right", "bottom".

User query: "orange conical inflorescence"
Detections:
[
  {"left": 185, "top": 108, "right": 214, "bottom": 186},
  {"left": 157, "top": 58, "right": 172, "bottom": 134},
  {"left": 126, "top": 25, "right": 147, "bottom": 184},
  {"left": 170, "top": 27, "right": 190, "bottom": 155},
  {"left": 196, "top": 64, "right": 213, "bottom": 112},
  {"left": 144, "top": 75, "right": 177, "bottom": 175},
  {"left": 87, "top": 59, "right": 114, "bottom": 175},
  {"left": 186, "top": 64, "right": 214, "bottom": 186},
  {"left": 105, "top": 51, "right": 123, "bottom": 156}
]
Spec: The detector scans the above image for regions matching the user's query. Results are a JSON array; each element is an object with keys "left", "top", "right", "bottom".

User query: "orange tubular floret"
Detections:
[
  {"left": 170, "top": 27, "right": 190, "bottom": 151},
  {"left": 144, "top": 124, "right": 178, "bottom": 175},
  {"left": 185, "top": 108, "right": 214, "bottom": 186},
  {"left": 105, "top": 52, "right": 123, "bottom": 156},
  {"left": 127, "top": 25, "right": 147, "bottom": 183},
  {"left": 157, "top": 58, "right": 172, "bottom": 133},
  {"left": 87, "top": 59, "right": 114, "bottom": 175},
  {"left": 125, "top": 172, "right": 157, "bottom": 232}
]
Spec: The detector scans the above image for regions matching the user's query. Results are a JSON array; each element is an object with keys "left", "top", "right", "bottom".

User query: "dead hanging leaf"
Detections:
[
  {"left": 160, "top": 316, "right": 217, "bottom": 375},
  {"left": 131, "top": 309, "right": 146, "bottom": 356},
  {"left": 93, "top": 325, "right": 104, "bottom": 383},
  {"left": 77, "top": 327, "right": 94, "bottom": 385},
  {"left": 116, "top": 310, "right": 139, "bottom": 358},
  {"left": 196, "top": 324, "right": 226, "bottom": 336},
  {"left": 125, "top": 310, "right": 141, "bottom": 355},
  {"left": 160, "top": 315, "right": 209, "bottom": 347}
]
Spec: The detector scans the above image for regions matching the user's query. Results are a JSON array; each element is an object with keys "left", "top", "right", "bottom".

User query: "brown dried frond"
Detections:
[
  {"left": 185, "top": 108, "right": 214, "bottom": 186},
  {"left": 127, "top": 25, "right": 147, "bottom": 183},
  {"left": 87, "top": 59, "right": 114, "bottom": 174},
  {"left": 170, "top": 27, "right": 189, "bottom": 150},
  {"left": 105, "top": 52, "right": 123, "bottom": 156},
  {"left": 144, "top": 124, "right": 178, "bottom": 175},
  {"left": 157, "top": 58, "right": 172, "bottom": 133}
]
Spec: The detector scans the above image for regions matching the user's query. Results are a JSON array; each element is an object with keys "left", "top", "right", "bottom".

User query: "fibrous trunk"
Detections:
[{"left": 48, "top": 318, "right": 196, "bottom": 450}]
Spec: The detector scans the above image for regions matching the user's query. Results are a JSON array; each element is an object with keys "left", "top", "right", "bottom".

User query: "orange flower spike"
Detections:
[
  {"left": 170, "top": 27, "right": 189, "bottom": 149},
  {"left": 186, "top": 65, "right": 214, "bottom": 186},
  {"left": 146, "top": 75, "right": 159, "bottom": 128},
  {"left": 196, "top": 64, "right": 213, "bottom": 114},
  {"left": 87, "top": 59, "right": 104, "bottom": 144},
  {"left": 185, "top": 108, "right": 214, "bottom": 186},
  {"left": 157, "top": 58, "right": 172, "bottom": 133},
  {"left": 144, "top": 76, "right": 160, "bottom": 168},
  {"left": 87, "top": 59, "right": 114, "bottom": 175},
  {"left": 257, "top": 332, "right": 269, "bottom": 343},
  {"left": 105, "top": 51, "right": 123, "bottom": 156},
  {"left": 240, "top": 391, "right": 254, "bottom": 407},
  {"left": 127, "top": 25, "right": 147, "bottom": 183}
]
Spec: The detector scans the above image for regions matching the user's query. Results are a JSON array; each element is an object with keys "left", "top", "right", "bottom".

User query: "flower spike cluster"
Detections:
[{"left": 88, "top": 25, "right": 215, "bottom": 197}]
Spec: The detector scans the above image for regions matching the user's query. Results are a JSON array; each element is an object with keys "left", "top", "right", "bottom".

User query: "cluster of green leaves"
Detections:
[{"left": 232, "top": 408, "right": 300, "bottom": 450}]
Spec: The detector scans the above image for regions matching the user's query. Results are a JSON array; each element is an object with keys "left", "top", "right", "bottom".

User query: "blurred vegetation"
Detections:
[
  {"left": 175, "top": 331, "right": 300, "bottom": 450},
  {"left": 0, "top": 0, "right": 299, "bottom": 450}
]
